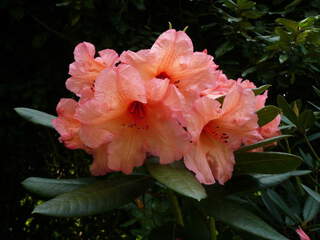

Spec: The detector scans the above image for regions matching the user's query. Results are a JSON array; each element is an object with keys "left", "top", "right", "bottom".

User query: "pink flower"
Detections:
[
  {"left": 52, "top": 98, "right": 86, "bottom": 150},
  {"left": 184, "top": 84, "right": 261, "bottom": 184},
  {"left": 66, "top": 42, "right": 118, "bottom": 102},
  {"left": 296, "top": 227, "right": 311, "bottom": 240},
  {"left": 120, "top": 29, "right": 218, "bottom": 112},
  {"left": 74, "top": 64, "right": 189, "bottom": 175}
]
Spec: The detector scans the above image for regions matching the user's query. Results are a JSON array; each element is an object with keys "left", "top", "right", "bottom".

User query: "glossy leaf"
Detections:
[
  {"left": 301, "top": 184, "right": 320, "bottom": 203},
  {"left": 202, "top": 198, "right": 289, "bottom": 240},
  {"left": 33, "top": 175, "right": 151, "bottom": 217},
  {"left": 15, "top": 107, "right": 55, "bottom": 128},
  {"left": 277, "top": 95, "right": 298, "bottom": 124},
  {"left": 225, "top": 170, "right": 311, "bottom": 194},
  {"left": 22, "top": 177, "right": 96, "bottom": 198},
  {"left": 235, "top": 135, "right": 292, "bottom": 153},
  {"left": 147, "top": 162, "right": 207, "bottom": 201},
  {"left": 256, "top": 105, "right": 281, "bottom": 126},
  {"left": 265, "top": 189, "right": 301, "bottom": 223},
  {"left": 252, "top": 84, "right": 271, "bottom": 95},
  {"left": 298, "top": 110, "right": 315, "bottom": 132},
  {"left": 303, "top": 196, "right": 320, "bottom": 222},
  {"left": 235, "top": 152, "right": 302, "bottom": 174}
]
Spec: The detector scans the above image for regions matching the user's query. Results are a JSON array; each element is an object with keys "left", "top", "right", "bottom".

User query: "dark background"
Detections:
[{"left": 2, "top": 0, "right": 320, "bottom": 239}]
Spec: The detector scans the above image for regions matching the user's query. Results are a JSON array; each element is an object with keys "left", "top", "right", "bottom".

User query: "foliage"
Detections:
[{"left": 2, "top": 0, "right": 320, "bottom": 239}]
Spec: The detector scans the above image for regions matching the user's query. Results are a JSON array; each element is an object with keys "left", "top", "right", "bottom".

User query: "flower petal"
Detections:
[{"left": 107, "top": 129, "right": 146, "bottom": 174}]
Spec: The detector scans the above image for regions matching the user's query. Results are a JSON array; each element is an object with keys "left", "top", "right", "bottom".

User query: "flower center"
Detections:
[
  {"left": 156, "top": 72, "right": 170, "bottom": 80},
  {"left": 203, "top": 124, "right": 229, "bottom": 144},
  {"left": 128, "top": 101, "right": 145, "bottom": 119}
]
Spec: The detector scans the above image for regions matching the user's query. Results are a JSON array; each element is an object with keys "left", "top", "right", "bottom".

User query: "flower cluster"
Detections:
[{"left": 53, "top": 29, "right": 280, "bottom": 185}]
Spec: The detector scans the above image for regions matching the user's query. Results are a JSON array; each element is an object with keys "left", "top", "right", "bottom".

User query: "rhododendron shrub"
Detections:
[
  {"left": 53, "top": 29, "right": 280, "bottom": 185},
  {"left": 17, "top": 28, "right": 309, "bottom": 240}
]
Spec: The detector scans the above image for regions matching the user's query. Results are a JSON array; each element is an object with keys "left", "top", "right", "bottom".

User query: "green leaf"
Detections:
[
  {"left": 147, "top": 162, "right": 207, "bottom": 201},
  {"left": 241, "top": 66, "right": 257, "bottom": 77},
  {"left": 256, "top": 105, "right": 281, "bottom": 126},
  {"left": 252, "top": 84, "right": 271, "bottom": 95},
  {"left": 235, "top": 152, "right": 302, "bottom": 174},
  {"left": 313, "top": 86, "right": 320, "bottom": 97},
  {"left": 254, "top": 171, "right": 311, "bottom": 188},
  {"left": 224, "top": 171, "right": 310, "bottom": 194},
  {"left": 235, "top": 135, "right": 292, "bottom": 153},
  {"left": 298, "top": 110, "right": 315, "bottom": 133},
  {"left": 201, "top": 198, "right": 289, "bottom": 240},
  {"left": 14, "top": 107, "right": 56, "bottom": 128},
  {"left": 22, "top": 177, "right": 96, "bottom": 198},
  {"left": 276, "top": 18, "right": 298, "bottom": 32},
  {"left": 33, "top": 175, "right": 151, "bottom": 217},
  {"left": 301, "top": 184, "right": 320, "bottom": 203},
  {"left": 215, "top": 41, "right": 234, "bottom": 58},
  {"left": 265, "top": 189, "right": 301, "bottom": 223},
  {"left": 303, "top": 196, "right": 320, "bottom": 222},
  {"left": 277, "top": 95, "right": 298, "bottom": 124},
  {"left": 279, "top": 54, "right": 288, "bottom": 64}
]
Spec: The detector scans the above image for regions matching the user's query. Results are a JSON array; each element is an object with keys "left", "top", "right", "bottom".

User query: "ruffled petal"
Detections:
[
  {"left": 145, "top": 105, "right": 190, "bottom": 164},
  {"left": 146, "top": 77, "right": 169, "bottom": 102},
  {"left": 107, "top": 129, "right": 146, "bottom": 174},
  {"left": 184, "top": 134, "right": 234, "bottom": 185},
  {"left": 79, "top": 125, "right": 113, "bottom": 148},
  {"left": 74, "top": 42, "right": 96, "bottom": 63},
  {"left": 98, "top": 49, "right": 119, "bottom": 67},
  {"left": 151, "top": 29, "right": 193, "bottom": 72},
  {"left": 90, "top": 144, "right": 113, "bottom": 176}
]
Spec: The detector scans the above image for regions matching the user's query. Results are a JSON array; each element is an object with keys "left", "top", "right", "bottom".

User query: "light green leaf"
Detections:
[
  {"left": 33, "top": 175, "right": 151, "bottom": 217},
  {"left": 22, "top": 177, "right": 96, "bottom": 198},
  {"left": 235, "top": 135, "right": 292, "bottom": 153},
  {"left": 256, "top": 105, "right": 281, "bottom": 126},
  {"left": 147, "top": 162, "right": 207, "bottom": 201},
  {"left": 252, "top": 84, "right": 271, "bottom": 95},
  {"left": 15, "top": 107, "right": 56, "bottom": 128},
  {"left": 235, "top": 152, "right": 302, "bottom": 174},
  {"left": 301, "top": 184, "right": 320, "bottom": 203},
  {"left": 202, "top": 198, "right": 289, "bottom": 240},
  {"left": 279, "top": 54, "right": 288, "bottom": 64}
]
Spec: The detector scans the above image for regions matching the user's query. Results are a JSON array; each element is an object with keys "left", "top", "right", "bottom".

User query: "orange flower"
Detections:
[
  {"left": 75, "top": 64, "right": 189, "bottom": 175},
  {"left": 184, "top": 84, "right": 261, "bottom": 184},
  {"left": 66, "top": 42, "right": 118, "bottom": 102}
]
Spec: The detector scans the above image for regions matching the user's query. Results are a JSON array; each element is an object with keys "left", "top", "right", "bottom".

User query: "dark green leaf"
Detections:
[
  {"left": 33, "top": 175, "right": 151, "bottom": 217},
  {"left": 202, "top": 198, "right": 289, "bottom": 240},
  {"left": 276, "top": 18, "right": 298, "bottom": 32},
  {"left": 298, "top": 110, "right": 315, "bottom": 132},
  {"left": 235, "top": 152, "right": 302, "bottom": 174},
  {"left": 277, "top": 95, "right": 298, "bottom": 124},
  {"left": 266, "top": 189, "right": 301, "bottom": 223},
  {"left": 313, "top": 86, "right": 320, "bottom": 97},
  {"left": 224, "top": 171, "right": 310, "bottom": 195},
  {"left": 215, "top": 41, "right": 234, "bottom": 58},
  {"left": 303, "top": 196, "right": 320, "bottom": 222},
  {"left": 254, "top": 170, "right": 311, "bottom": 188},
  {"left": 147, "top": 162, "right": 207, "bottom": 201},
  {"left": 301, "top": 184, "right": 320, "bottom": 203},
  {"left": 256, "top": 105, "right": 281, "bottom": 126},
  {"left": 252, "top": 84, "right": 271, "bottom": 95},
  {"left": 14, "top": 107, "right": 55, "bottom": 128},
  {"left": 235, "top": 135, "right": 292, "bottom": 153},
  {"left": 22, "top": 177, "right": 96, "bottom": 198}
]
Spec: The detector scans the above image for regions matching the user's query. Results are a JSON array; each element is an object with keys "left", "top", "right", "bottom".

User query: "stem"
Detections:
[
  {"left": 304, "top": 134, "right": 320, "bottom": 162},
  {"left": 168, "top": 190, "right": 184, "bottom": 227},
  {"left": 285, "top": 138, "right": 291, "bottom": 154},
  {"left": 209, "top": 217, "right": 217, "bottom": 240}
]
